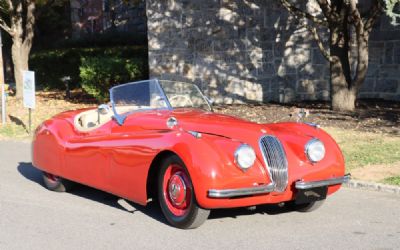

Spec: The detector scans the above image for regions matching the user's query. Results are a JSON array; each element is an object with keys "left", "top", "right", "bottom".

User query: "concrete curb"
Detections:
[{"left": 344, "top": 180, "right": 400, "bottom": 195}]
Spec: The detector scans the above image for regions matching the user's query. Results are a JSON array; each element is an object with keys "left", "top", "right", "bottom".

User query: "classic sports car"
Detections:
[{"left": 32, "top": 79, "right": 350, "bottom": 229}]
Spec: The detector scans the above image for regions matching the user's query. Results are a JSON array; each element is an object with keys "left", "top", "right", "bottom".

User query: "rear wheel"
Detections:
[
  {"left": 42, "top": 172, "right": 75, "bottom": 192},
  {"left": 158, "top": 155, "right": 210, "bottom": 229}
]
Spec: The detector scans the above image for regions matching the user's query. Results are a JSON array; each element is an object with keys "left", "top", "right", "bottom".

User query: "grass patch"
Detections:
[
  {"left": 325, "top": 127, "right": 400, "bottom": 171},
  {"left": 0, "top": 124, "right": 28, "bottom": 139},
  {"left": 0, "top": 91, "right": 92, "bottom": 139},
  {"left": 382, "top": 176, "right": 400, "bottom": 186}
]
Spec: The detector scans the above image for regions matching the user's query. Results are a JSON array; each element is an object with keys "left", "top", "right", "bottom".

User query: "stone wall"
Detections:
[{"left": 146, "top": 0, "right": 400, "bottom": 103}]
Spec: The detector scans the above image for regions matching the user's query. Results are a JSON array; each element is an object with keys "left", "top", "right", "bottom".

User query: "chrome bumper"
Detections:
[
  {"left": 295, "top": 174, "right": 351, "bottom": 190},
  {"left": 208, "top": 183, "right": 275, "bottom": 198},
  {"left": 208, "top": 174, "right": 351, "bottom": 198}
]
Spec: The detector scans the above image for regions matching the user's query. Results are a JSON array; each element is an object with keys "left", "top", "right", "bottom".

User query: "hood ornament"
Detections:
[{"left": 293, "top": 108, "right": 309, "bottom": 122}]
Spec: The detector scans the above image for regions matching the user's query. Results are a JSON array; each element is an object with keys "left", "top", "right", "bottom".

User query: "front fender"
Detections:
[{"left": 168, "top": 132, "right": 271, "bottom": 208}]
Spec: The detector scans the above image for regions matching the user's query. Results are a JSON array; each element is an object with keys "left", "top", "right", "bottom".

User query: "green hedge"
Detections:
[
  {"left": 29, "top": 46, "right": 148, "bottom": 92},
  {"left": 80, "top": 56, "right": 145, "bottom": 101}
]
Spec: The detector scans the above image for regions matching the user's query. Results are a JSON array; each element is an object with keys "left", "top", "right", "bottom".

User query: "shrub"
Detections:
[
  {"left": 55, "top": 31, "right": 148, "bottom": 49},
  {"left": 30, "top": 46, "right": 148, "bottom": 91},
  {"left": 80, "top": 56, "right": 146, "bottom": 101}
]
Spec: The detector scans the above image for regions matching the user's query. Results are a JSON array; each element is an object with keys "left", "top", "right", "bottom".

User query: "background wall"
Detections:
[
  {"left": 146, "top": 0, "right": 400, "bottom": 104},
  {"left": 71, "top": 0, "right": 147, "bottom": 38}
]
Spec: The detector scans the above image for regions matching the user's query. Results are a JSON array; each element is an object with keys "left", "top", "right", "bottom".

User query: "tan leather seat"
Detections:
[{"left": 74, "top": 109, "right": 113, "bottom": 132}]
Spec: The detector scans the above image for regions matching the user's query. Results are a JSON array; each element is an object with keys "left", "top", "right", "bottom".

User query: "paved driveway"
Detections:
[{"left": 1, "top": 140, "right": 399, "bottom": 249}]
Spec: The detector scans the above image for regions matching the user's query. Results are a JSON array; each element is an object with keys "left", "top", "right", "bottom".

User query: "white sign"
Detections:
[{"left": 23, "top": 70, "right": 35, "bottom": 109}]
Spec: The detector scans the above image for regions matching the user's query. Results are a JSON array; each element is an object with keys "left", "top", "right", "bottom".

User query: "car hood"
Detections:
[
  {"left": 169, "top": 109, "right": 318, "bottom": 147},
  {"left": 170, "top": 109, "right": 266, "bottom": 141}
]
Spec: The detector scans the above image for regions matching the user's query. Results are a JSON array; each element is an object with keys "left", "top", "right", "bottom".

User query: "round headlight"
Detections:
[
  {"left": 305, "top": 139, "right": 325, "bottom": 162},
  {"left": 234, "top": 144, "right": 256, "bottom": 170}
]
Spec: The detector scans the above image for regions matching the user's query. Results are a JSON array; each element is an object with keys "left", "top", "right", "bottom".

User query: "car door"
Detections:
[
  {"left": 63, "top": 121, "right": 113, "bottom": 190},
  {"left": 105, "top": 111, "right": 170, "bottom": 204}
]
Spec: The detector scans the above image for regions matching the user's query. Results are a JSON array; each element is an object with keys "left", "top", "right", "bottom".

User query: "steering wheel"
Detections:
[{"left": 169, "top": 94, "right": 194, "bottom": 107}]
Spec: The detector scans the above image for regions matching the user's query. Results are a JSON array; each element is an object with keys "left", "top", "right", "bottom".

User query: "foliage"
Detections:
[
  {"left": 34, "top": 0, "right": 71, "bottom": 49},
  {"left": 80, "top": 56, "right": 146, "bottom": 101},
  {"left": 385, "top": 0, "right": 400, "bottom": 25},
  {"left": 55, "top": 30, "right": 148, "bottom": 49},
  {"left": 383, "top": 176, "right": 400, "bottom": 186},
  {"left": 30, "top": 46, "right": 148, "bottom": 91}
]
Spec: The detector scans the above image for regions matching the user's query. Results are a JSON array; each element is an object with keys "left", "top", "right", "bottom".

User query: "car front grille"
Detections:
[{"left": 259, "top": 135, "right": 288, "bottom": 192}]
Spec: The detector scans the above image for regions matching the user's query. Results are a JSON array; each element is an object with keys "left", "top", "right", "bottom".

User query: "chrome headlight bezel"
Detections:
[
  {"left": 234, "top": 144, "right": 256, "bottom": 171},
  {"left": 305, "top": 138, "right": 325, "bottom": 163}
]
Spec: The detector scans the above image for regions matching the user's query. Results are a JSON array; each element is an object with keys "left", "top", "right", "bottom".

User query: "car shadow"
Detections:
[
  {"left": 209, "top": 204, "right": 294, "bottom": 220},
  {"left": 17, "top": 162, "right": 294, "bottom": 226},
  {"left": 17, "top": 162, "right": 167, "bottom": 225}
]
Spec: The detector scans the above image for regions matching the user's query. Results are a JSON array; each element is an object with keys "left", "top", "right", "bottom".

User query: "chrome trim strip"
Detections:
[
  {"left": 208, "top": 183, "right": 275, "bottom": 198},
  {"left": 295, "top": 174, "right": 351, "bottom": 189},
  {"left": 304, "top": 122, "right": 321, "bottom": 129}
]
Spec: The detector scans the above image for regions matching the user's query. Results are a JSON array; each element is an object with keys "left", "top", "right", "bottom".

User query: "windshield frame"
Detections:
[{"left": 109, "top": 79, "right": 212, "bottom": 125}]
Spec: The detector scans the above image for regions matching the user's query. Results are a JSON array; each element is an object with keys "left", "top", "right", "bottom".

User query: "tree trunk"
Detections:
[
  {"left": 330, "top": 54, "right": 357, "bottom": 111},
  {"left": 11, "top": 40, "right": 30, "bottom": 99},
  {"left": 329, "top": 10, "right": 356, "bottom": 112}
]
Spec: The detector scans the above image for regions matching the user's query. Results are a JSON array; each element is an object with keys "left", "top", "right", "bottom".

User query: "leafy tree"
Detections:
[
  {"left": 0, "top": 0, "right": 64, "bottom": 99},
  {"left": 280, "top": 0, "right": 398, "bottom": 111},
  {"left": 385, "top": 0, "right": 400, "bottom": 25}
]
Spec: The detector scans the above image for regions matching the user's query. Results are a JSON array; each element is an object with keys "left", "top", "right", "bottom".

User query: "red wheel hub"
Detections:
[
  {"left": 168, "top": 174, "right": 187, "bottom": 206},
  {"left": 163, "top": 164, "right": 192, "bottom": 216},
  {"left": 45, "top": 172, "right": 60, "bottom": 183}
]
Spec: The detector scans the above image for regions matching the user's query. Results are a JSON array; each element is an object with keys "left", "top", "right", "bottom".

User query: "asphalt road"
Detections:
[{"left": 1, "top": 140, "right": 400, "bottom": 250}]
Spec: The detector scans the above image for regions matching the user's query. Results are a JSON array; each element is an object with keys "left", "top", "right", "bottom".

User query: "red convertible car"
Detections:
[{"left": 32, "top": 79, "right": 350, "bottom": 229}]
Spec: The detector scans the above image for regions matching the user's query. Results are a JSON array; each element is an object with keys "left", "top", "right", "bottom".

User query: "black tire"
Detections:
[
  {"left": 42, "top": 172, "right": 75, "bottom": 192},
  {"left": 289, "top": 200, "right": 325, "bottom": 212},
  {"left": 157, "top": 155, "right": 210, "bottom": 229}
]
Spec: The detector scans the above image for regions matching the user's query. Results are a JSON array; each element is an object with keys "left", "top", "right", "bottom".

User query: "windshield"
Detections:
[
  {"left": 110, "top": 79, "right": 169, "bottom": 115},
  {"left": 159, "top": 80, "right": 211, "bottom": 111},
  {"left": 110, "top": 79, "right": 212, "bottom": 124}
]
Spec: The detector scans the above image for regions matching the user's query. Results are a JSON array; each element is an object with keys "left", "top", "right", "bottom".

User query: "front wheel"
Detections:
[
  {"left": 289, "top": 200, "right": 325, "bottom": 212},
  {"left": 42, "top": 172, "right": 75, "bottom": 192},
  {"left": 158, "top": 155, "right": 210, "bottom": 229}
]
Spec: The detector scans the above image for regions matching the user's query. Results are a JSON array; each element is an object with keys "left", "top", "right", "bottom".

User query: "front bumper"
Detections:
[
  {"left": 295, "top": 174, "right": 351, "bottom": 189},
  {"left": 208, "top": 174, "right": 351, "bottom": 198},
  {"left": 208, "top": 183, "right": 275, "bottom": 198}
]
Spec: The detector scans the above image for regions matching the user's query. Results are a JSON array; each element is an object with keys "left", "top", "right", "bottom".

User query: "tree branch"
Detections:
[
  {"left": 306, "top": 24, "right": 333, "bottom": 63},
  {"left": 280, "top": 0, "right": 328, "bottom": 26},
  {"left": 349, "top": 0, "right": 370, "bottom": 89},
  {"left": 23, "top": 0, "right": 36, "bottom": 47},
  {"left": 6, "top": 0, "right": 13, "bottom": 12},
  {"left": 364, "top": 0, "right": 383, "bottom": 34},
  {"left": 316, "top": 0, "right": 338, "bottom": 22},
  {"left": 0, "top": 18, "right": 13, "bottom": 35},
  {"left": 279, "top": 0, "right": 332, "bottom": 62}
]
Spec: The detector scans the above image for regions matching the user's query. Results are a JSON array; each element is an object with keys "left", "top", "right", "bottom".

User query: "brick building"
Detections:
[{"left": 70, "top": 0, "right": 147, "bottom": 38}]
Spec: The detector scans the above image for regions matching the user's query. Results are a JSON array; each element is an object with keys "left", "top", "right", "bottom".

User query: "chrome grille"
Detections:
[{"left": 259, "top": 135, "right": 288, "bottom": 192}]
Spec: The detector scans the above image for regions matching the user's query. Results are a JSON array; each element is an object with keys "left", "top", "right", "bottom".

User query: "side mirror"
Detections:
[
  {"left": 98, "top": 104, "right": 110, "bottom": 115},
  {"left": 205, "top": 96, "right": 214, "bottom": 105}
]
